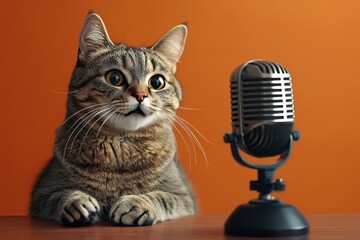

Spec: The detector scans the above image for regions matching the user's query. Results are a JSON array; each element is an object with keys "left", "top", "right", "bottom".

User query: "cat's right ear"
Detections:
[{"left": 78, "top": 13, "right": 114, "bottom": 63}]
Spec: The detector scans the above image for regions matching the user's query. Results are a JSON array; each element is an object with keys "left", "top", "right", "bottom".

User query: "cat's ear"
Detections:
[
  {"left": 78, "top": 13, "right": 114, "bottom": 63},
  {"left": 152, "top": 24, "right": 188, "bottom": 73}
]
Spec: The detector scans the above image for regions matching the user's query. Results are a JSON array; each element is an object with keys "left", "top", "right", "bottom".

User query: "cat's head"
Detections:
[{"left": 67, "top": 13, "right": 187, "bottom": 132}]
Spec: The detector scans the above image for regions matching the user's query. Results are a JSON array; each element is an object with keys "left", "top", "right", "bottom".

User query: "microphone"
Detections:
[
  {"left": 229, "top": 59, "right": 296, "bottom": 157},
  {"left": 224, "top": 60, "right": 309, "bottom": 237}
]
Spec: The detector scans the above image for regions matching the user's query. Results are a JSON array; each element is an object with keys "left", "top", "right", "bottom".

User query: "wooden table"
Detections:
[{"left": 0, "top": 214, "right": 359, "bottom": 240}]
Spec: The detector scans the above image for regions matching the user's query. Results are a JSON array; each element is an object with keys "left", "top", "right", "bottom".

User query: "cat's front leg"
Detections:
[
  {"left": 60, "top": 190, "right": 100, "bottom": 226},
  {"left": 109, "top": 191, "right": 195, "bottom": 226}
]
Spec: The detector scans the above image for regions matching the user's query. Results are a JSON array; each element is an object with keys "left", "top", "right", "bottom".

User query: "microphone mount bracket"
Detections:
[{"left": 224, "top": 131, "right": 300, "bottom": 198}]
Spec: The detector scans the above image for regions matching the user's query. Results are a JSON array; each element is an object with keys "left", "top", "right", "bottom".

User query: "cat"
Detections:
[{"left": 30, "top": 13, "right": 196, "bottom": 227}]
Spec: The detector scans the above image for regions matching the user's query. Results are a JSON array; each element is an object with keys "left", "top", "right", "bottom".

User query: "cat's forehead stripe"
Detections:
[
  {"left": 117, "top": 49, "right": 157, "bottom": 73},
  {"left": 128, "top": 50, "right": 137, "bottom": 67},
  {"left": 120, "top": 54, "right": 129, "bottom": 69},
  {"left": 142, "top": 51, "right": 149, "bottom": 70}
]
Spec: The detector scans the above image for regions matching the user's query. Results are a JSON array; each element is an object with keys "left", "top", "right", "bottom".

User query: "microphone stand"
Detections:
[{"left": 223, "top": 131, "right": 309, "bottom": 237}]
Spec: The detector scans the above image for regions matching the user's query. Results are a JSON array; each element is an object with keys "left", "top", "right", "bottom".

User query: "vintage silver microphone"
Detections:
[
  {"left": 224, "top": 60, "right": 309, "bottom": 237},
  {"left": 230, "top": 59, "right": 295, "bottom": 157}
]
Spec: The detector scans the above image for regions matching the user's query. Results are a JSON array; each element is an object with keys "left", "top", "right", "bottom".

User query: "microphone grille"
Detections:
[{"left": 230, "top": 60, "right": 295, "bottom": 135}]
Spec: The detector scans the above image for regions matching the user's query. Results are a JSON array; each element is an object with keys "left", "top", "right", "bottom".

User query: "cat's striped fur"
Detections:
[{"left": 30, "top": 13, "right": 195, "bottom": 226}]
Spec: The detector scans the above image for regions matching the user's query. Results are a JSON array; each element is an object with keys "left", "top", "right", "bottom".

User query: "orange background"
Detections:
[{"left": 1, "top": 0, "right": 360, "bottom": 216}]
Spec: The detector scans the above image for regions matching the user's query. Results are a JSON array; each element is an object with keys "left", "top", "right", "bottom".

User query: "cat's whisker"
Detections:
[
  {"left": 67, "top": 107, "right": 102, "bottom": 133},
  {"left": 156, "top": 113, "right": 193, "bottom": 173},
  {"left": 169, "top": 115, "right": 208, "bottom": 167},
  {"left": 169, "top": 116, "right": 199, "bottom": 167},
  {"left": 152, "top": 107, "right": 197, "bottom": 171},
  {"left": 172, "top": 113, "right": 214, "bottom": 145},
  {"left": 79, "top": 108, "right": 117, "bottom": 153},
  {"left": 178, "top": 106, "right": 203, "bottom": 111},
  {"left": 67, "top": 103, "right": 119, "bottom": 133},
  {"left": 70, "top": 107, "right": 111, "bottom": 151},
  {"left": 173, "top": 120, "right": 194, "bottom": 173},
  {"left": 48, "top": 90, "right": 80, "bottom": 95},
  {"left": 114, "top": 109, "right": 122, "bottom": 127},
  {"left": 159, "top": 104, "right": 215, "bottom": 145},
  {"left": 63, "top": 106, "right": 110, "bottom": 161},
  {"left": 63, "top": 106, "right": 106, "bottom": 156},
  {"left": 96, "top": 109, "right": 118, "bottom": 137},
  {"left": 153, "top": 105, "right": 209, "bottom": 166},
  {"left": 62, "top": 102, "right": 110, "bottom": 127},
  {"left": 107, "top": 102, "right": 128, "bottom": 131}
]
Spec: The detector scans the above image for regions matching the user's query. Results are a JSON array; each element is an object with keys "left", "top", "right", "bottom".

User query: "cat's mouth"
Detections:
[{"left": 124, "top": 107, "right": 146, "bottom": 117}]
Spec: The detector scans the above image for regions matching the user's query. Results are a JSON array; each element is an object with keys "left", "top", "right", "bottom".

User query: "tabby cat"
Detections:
[{"left": 30, "top": 13, "right": 195, "bottom": 226}]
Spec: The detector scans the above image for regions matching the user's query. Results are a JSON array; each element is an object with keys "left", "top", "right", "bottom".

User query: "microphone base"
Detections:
[{"left": 225, "top": 199, "right": 309, "bottom": 237}]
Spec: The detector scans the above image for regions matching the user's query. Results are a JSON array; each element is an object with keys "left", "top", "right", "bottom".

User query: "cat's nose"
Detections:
[{"left": 133, "top": 92, "right": 148, "bottom": 102}]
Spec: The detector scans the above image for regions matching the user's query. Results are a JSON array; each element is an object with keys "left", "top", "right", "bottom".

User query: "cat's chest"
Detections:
[
  {"left": 80, "top": 168, "right": 160, "bottom": 206},
  {"left": 87, "top": 135, "right": 174, "bottom": 169},
  {"left": 58, "top": 130, "right": 175, "bottom": 169},
  {"left": 62, "top": 133, "right": 175, "bottom": 199},
  {"left": 76, "top": 136, "right": 174, "bottom": 205}
]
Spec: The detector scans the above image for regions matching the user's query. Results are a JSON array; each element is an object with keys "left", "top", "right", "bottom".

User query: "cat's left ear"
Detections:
[
  {"left": 78, "top": 13, "right": 114, "bottom": 63},
  {"left": 152, "top": 24, "right": 188, "bottom": 73}
]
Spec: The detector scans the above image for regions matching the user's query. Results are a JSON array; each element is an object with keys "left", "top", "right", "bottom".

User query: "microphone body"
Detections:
[{"left": 230, "top": 60, "right": 295, "bottom": 157}]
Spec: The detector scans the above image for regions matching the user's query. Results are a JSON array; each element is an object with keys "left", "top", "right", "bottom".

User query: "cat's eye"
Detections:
[
  {"left": 149, "top": 75, "right": 166, "bottom": 90},
  {"left": 105, "top": 70, "right": 125, "bottom": 86}
]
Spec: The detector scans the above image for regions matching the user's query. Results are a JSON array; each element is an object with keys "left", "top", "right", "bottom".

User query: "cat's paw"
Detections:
[
  {"left": 60, "top": 191, "right": 100, "bottom": 227},
  {"left": 109, "top": 195, "right": 159, "bottom": 226}
]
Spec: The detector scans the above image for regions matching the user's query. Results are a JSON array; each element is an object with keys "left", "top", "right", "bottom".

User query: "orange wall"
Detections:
[{"left": 1, "top": 0, "right": 360, "bottom": 216}]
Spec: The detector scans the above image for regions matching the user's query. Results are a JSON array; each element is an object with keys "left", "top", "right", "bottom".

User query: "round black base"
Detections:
[{"left": 225, "top": 199, "right": 309, "bottom": 237}]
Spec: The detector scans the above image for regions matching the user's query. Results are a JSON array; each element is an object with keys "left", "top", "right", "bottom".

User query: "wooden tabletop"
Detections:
[{"left": 0, "top": 214, "right": 359, "bottom": 240}]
